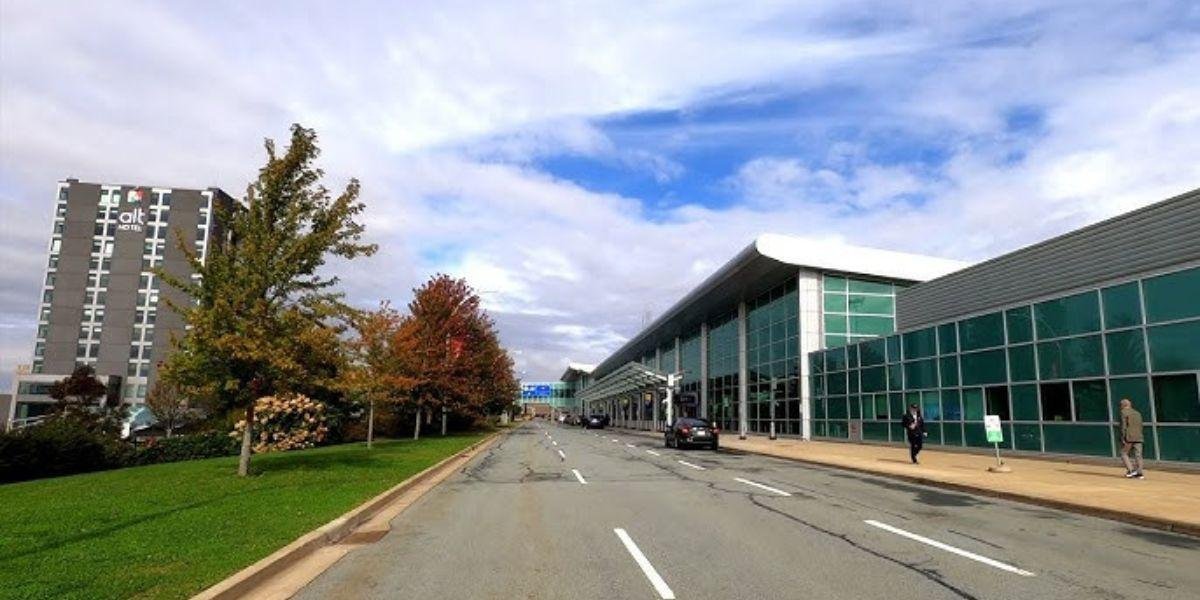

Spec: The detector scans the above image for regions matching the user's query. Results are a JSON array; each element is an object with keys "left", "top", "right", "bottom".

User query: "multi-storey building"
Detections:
[{"left": 8, "top": 179, "right": 234, "bottom": 424}]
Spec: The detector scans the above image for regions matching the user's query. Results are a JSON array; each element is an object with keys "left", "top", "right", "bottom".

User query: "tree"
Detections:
[
  {"left": 402, "top": 275, "right": 519, "bottom": 438},
  {"left": 344, "top": 302, "right": 417, "bottom": 447},
  {"left": 46, "top": 365, "right": 126, "bottom": 436},
  {"left": 144, "top": 380, "right": 193, "bottom": 437},
  {"left": 160, "top": 124, "right": 376, "bottom": 476}
]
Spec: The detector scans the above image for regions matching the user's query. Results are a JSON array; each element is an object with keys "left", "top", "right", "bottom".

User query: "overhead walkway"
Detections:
[{"left": 576, "top": 361, "right": 671, "bottom": 432}]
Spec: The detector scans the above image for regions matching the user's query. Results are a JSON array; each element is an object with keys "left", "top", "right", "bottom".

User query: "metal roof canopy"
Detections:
[
  {"left": 591, "top": 234, "right": 968, "bottom": 379},
  {"left": 578, "top": 361, "right": 669, "bottom": 404}
]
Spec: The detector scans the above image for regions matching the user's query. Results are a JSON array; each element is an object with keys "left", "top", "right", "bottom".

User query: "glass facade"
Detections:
[
  {"left": 810, "top": 265, "right": 1200, "bottom": 462},
  {"left": 745, "top": 278, "right": 799, "bottom": 434},
  {"left": 822, "top": 275, "right": 899, "bottom": 348},
  {"left": 707, "top": 312, "right": 739, "bottom": 430},
  {"left": 679, "top": 331, "right": 702, "bottom": 412}
]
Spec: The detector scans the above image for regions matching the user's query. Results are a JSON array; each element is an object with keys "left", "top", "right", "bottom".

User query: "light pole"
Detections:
[{"left": 769, "top": 376, "right": 778, "bottom": 441}]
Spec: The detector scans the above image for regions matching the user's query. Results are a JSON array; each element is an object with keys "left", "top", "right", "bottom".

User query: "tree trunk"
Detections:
[
  {"left": 367, "top": 398, "right": 375, "bottom": 449},
  {"left": 441, "top": 406, "right": 447, "bottom": 436},
  {"left": 412, "top": 405, "right": 421, "bottom": 441},
  {"left": 238, "top": 403, "right": 254, "bottom": 476}
]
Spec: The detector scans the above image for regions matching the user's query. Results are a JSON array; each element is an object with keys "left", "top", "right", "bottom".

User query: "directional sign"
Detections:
[{"left": 984, "top": 415, "right": 1004, "bottom": 443}]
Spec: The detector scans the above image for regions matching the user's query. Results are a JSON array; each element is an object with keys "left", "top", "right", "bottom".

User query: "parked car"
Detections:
[
  {"left": 584, "top": 415, "right": 606, "bottom": 429},
  {"left": 664, "top": 417, "right": 719, "bottom": 450}
]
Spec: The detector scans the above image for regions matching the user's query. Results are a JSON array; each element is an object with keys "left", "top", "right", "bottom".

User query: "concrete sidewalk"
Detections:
[{"left": 607, "top": 426, "right": 1200, "bottom": 536}]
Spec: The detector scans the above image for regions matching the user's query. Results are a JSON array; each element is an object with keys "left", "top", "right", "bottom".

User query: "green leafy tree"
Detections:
[{"left": 161, "top": 124, "right": 376, "bottom": 476}]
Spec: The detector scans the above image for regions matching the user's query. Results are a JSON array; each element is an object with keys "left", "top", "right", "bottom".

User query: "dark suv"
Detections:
[
  {"left": 665, "top": 417, "right": 720, "bottom": 450},
  {"left": 584, "top": 415, "right": 606, "bottom": 429}
]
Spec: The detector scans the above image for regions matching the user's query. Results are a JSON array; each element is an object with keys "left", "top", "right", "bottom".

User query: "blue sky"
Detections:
[{"left": 2, "top": 1, "right": 1200, "bottom": 385}]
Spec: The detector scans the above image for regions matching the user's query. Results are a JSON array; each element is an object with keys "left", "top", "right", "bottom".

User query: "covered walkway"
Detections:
[{"left": 576, "top": 361, "right": 673, "bottom": 432}]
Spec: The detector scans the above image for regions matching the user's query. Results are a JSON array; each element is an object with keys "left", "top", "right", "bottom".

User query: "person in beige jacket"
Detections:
[{"left": 1119, "top": 398, "right": 1145, "bottom": 479}]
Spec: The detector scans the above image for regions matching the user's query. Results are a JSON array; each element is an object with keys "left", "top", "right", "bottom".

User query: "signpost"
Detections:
[{"left": 984, "top": 415, "right": 1011, "bottom": 473}]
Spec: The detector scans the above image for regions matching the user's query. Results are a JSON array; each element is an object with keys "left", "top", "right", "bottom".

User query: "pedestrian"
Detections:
[
  {"left": 1119, "top": 398, "right": 1145, "bottom": 479},
  {"left": 901, "top": 403, "right": 926, "bottom": 464}
]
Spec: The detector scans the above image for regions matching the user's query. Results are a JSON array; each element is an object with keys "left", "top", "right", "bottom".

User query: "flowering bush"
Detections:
[{"left": 232, "top": 394, "right": 329, "bottom": 453}]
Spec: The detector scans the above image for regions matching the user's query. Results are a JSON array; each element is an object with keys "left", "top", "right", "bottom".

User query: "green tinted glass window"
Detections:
[
  {"left": 902, "top": 327, "right": 937, "bottom": 360},
  {"left": 939, "top": 356, "right": 959, "bottom": 387},
  {"left": 938, "top": 323, "right": 957, "bottom": 354},
  {"left": 887, "top": 363, "right": 903, "bottom": 391},
  {"left": 1008, "top": 344, "right": 1036, "bottom": 382},
  {"left": 1143, "top": 267, "right": 1200, "bottom": 323},
  {"left": 848, "top": 295, "right": 894, "bottom": 315},
  {"left": 848, "top": 346, "right": 859, "bottom": 368},
  {"left": 963, "top": 388, "right": 984, "bottom": 420},
  {"left": 824, "top": 275, "right": 847, "bottom": 292},
  {"left": 861, "top": 366, "right": 887, "bottom": 392},
  {"left": 889, "top": 393, "right": 904, "bottom": 420},
  {"left": 1105, "top": 330, "right": 1147, "bottom": 375},
  {"left": 1006, "top": 306, "right": 1033, "bottom": 344},
  {"left": 828, "top": 396, "right": 848, "bottom": 419},
  {"left": 961, "top": 349, "right": 1007, "bottom": 385},
  {"left": 824, "top": 293, "right": 847, "bottom": 312},
  {"left": 825, "top": 347, "right": 847, "bottom": 371},
  {"left": 810, "top": 354, "right": 824, "bottom": 375},
  {"left": 1101, "top": 282, "right": 1143, "bottom": 329},
  {"left": 1073, "top": 380, "right": 1109, "bottom": 422},
  {"left": 1152, "top": 375, "right": 1200, "bottom": 422},
  {"left": 1043, "top": 424, "right": 1112, "bottom": 457},
  {"left": 860, "top": 338, "right": 887, "bottom": 366},
  {"left": 1147, "top": 321, "right": 1200, "bottom": 372},
  {"left": 1109, "top": 377, "right": 1151, "bottom": 420},
  {"left": 825, "top": 334, "right": 847, "bottom": 348},
  {"left": 922, "top": 391, "right": 941, "bottom": 421},
  {"left": 1011, "top": 384, "right": 1040, "bottom": 420},
  {"left": 903, "top": 359, "right": 938, "bottom": 389},
  {"left": 942, "top": 389, "right": 962, "bottom": 420},
  {"left": 824, "top": 314, "right": 847, "bottom": 334},
  {"left": 827, "top": 372, "right": 847, "bottom": 395},
  {"left": 1035, "top": 291, "right": 1101, "bottom": 339},
  {"left": 1157, "top": 427, "right": 1200, "bottom": 462},
  {"left": 849, "top": 315, "right": 894, "bottom": 336},
  {"left": 959, "top": 312, "right": 1005, "bottom": 351},
  {"left": 1037, "top": 335, "right": 1104, "bottom": 380},
  {"left": 886, "top": 336, "right": 901, "bottom": 362},
  {"left": 1014, "top": 423, "right": 1041, "bottom": 451},
  {"left": 847, "top": 279, "right": 892, "bottom": 294}
]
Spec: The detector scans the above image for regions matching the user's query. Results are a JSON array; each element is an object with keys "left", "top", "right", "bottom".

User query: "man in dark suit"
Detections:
[{"left": 901, "top": 403, "right": 926, "bottom": 464}]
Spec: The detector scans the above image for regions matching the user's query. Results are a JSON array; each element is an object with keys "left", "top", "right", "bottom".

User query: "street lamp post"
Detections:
[{"left": 769, "top": 376, "right": 778, "bottom": 441}]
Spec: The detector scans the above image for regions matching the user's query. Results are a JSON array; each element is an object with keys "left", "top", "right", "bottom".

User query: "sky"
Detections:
[{"left": 2, "top": 1, "right": 1199, "bottom": 388}]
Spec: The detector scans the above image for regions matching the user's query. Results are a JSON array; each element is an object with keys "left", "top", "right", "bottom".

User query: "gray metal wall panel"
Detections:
[{"left": 897, "top": 188, "right": 1200, "bottom": 329}]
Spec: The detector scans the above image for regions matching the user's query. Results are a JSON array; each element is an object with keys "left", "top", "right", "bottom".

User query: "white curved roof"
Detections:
[{"left": 755, "top": 234, "right": 968, "bottom": 281}]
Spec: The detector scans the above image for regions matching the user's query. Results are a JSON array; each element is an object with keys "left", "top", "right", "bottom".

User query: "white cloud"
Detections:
[{"left": 2, "top": 1, "right": 1199, "bottom": 388}]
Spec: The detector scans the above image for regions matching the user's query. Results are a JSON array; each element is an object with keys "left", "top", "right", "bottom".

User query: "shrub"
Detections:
[
  {"left": 0, "top": 419, "right": 123, "bottom": 483},
  {"left": 232, "top": 394, "right": 329, "bottom": 453},
  {"left": 127, "top": 431, "right": 240, "bottom": 466}
]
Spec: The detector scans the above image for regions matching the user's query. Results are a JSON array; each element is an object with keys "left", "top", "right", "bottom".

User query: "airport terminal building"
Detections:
[
  {"left": 7, "top": 179, "right": 233, "bottom": 425},
  {"left": 573, "top": 188, "right": 1200, "bottom": 463}
]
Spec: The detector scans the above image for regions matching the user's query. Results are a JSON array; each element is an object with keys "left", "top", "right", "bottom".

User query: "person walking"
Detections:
[
  {"left": 1119, "top": 398, "right": 1145, "bottom": 479},
  {"left": 901, "top": 403, "right": 926, "bottom": 464}
]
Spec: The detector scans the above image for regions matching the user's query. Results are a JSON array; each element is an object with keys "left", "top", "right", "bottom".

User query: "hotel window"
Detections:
[
  {"left": 45, "top": 273, "right": 55, "bottom": 286},
  {"left": 42, "top": 289, "right": 53, "bottom": 303},
  {"left": 34, "top": 342, "right": 45, "bottom": 357},
  {"left": 39, "top": 306, "right": 51, "bottom": 321},
  {"left": 50, "top": 239, "right": 61, "bottom": 253},
  {"left": 56, "top": 204, "right": 67, "bottom": 217},
  {"left": 48, "top": 255, "right": 59, "bottom": 269},
  {"left": 54, "top": 221, "right": 65, "bottom": 234}
]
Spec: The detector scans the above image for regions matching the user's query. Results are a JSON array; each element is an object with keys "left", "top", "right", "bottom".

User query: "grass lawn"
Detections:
[{"left": 0, "top": 433, "right": 488, "bottom": 600}]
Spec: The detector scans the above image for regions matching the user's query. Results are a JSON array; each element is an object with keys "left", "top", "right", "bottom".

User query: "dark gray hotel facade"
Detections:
[{"left": 7, "top": 180, "right": 233, "bottom": 424}]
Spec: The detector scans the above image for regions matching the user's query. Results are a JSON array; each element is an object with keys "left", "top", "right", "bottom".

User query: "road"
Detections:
[{"left": 295, "top": 422, "right": 1200, "bottom": 599}]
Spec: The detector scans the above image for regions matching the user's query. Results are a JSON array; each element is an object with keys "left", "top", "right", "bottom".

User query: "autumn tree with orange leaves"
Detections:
[{"left": 347, "top": 275, "right": 519, "bottom": 442}]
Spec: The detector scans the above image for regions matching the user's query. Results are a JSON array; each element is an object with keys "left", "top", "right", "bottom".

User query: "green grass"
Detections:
[{"left": 0, "top": 433, "right": 488, "bottom": 600}]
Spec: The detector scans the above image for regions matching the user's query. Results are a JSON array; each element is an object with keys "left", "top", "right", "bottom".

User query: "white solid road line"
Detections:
[
  {"left": 677, "top": 460, "right": 705, "bottom": 470},
  {"left": 734, "top": 477, "right": 792, "bottom": 497},
  {"left": 645, "top": 450, "right": 662, "bottom": 456},
  {"left": 626, "top": 443, "right": 637, "bottom": 448},
  {"left": 557, "top": 449, "right": 566, "bottom": 460},
  {"left": 614, "top": 528, "right": 676, "bottom": 600},
  {"left": 612, "top": 438, "right": 620, "bottom": 443},
  {"left": 572, "top": 469, "right": 588, "bottom": 485},
  {"left": 864, "top": 520, "right": 1035, "bottom": 577},
  {"left": 552, "top": 441, "right": 558, "bottom": 446}
]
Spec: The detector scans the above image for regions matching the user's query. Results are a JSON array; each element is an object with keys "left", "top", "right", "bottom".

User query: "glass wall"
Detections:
[
  {"left": 823, "top": 275, "right": 899, "bottom": 348},
  {"left": 679, "top": 331, "right": 702, "bottom": 417},
  {"left": 707, "top": 313, "right": 739, "bottom": 430},
  {"left": 809, "top": 265, "right": 1200, "bottom": 462},
  {"left": 746, "top": 278, "right": 800, "bottom": 434},
  {"left": 659, "top": 342, "right": 676, "bottom": 375}
]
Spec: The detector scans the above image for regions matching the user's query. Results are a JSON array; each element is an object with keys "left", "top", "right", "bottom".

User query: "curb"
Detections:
[
  {"left": 191, "top": 431, "right": 506, "bottom": 600},
  {"left": 608, "top": 427, "right": 1199, "bottom": 538}
]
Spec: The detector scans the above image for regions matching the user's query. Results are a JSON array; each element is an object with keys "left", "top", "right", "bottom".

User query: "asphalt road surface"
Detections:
[{"left": 295, "top": 422, "right": 1200, "bottom": 600}]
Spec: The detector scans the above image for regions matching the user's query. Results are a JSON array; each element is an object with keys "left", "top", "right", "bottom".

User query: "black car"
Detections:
[
  {"left": 665, "top": 417, "right": 719, "bottom": 450},
  {"left": 584, "top": 415, "right": 606, "bottom": 429}
]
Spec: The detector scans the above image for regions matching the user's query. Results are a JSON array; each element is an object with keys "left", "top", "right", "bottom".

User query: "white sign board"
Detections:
[{"left": 984, "top": 414, "right": 1003, "bottom": 443}]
